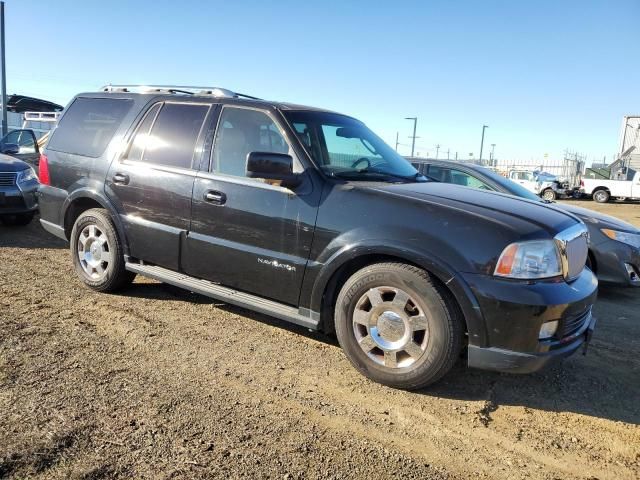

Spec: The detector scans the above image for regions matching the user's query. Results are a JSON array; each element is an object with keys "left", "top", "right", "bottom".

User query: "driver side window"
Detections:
[
  {"left": 449, "top": 168, "right": 493, "bottom": 190},
  {"left": 321, "top": 125, "right": 384, "bottom": 168}
]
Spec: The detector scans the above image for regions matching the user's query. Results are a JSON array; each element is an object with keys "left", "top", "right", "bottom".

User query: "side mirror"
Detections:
[
  {"left": 1, "top": 143, "right": 20, "bottom": 155},
  {"left": 246, "top": 152, "right": 301, "bottom": 187}
]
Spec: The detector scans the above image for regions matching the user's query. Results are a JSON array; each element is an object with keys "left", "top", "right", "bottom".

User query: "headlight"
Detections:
[
  {"left": 601, "top": 229, "right": 640, "bottom": 249},
  {"left": 494, "top": 240, "right": 562, "bottom": 279},
  {"left": 17, "top": 167, "right": 38, "bottom": 184}
]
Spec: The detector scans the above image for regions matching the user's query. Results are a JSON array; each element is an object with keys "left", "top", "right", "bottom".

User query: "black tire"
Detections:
[
  {"left": 593, "top": 189, "right": 610, "bottom": 203},
  {"left": 541, "top": 189, "right": 556, "bottom": 201},
  {"left": 70, "top": 208, "right": 135, "bottom": 292},
  {"left": 334, "top": 262, "right": 464, "bottom": 390},
  {"left": 1, "top": 212, "right": 35, "bottom": 226}
]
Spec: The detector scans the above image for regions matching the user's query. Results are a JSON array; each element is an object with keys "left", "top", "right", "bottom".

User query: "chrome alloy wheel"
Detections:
[
  {"left": 77, "top": 224, "right": 111, "bottom": 280},
  {"left": 352, "top": 286, "right": 429, "bottom": 368}
]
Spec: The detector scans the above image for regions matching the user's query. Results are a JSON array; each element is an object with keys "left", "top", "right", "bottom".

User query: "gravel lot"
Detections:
[{"left": 1, "top": 200, "right": 639, "bottom": 479}]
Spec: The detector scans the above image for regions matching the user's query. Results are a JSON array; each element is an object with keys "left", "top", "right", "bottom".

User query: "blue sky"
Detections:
[{"left": 4, "top": 0, "right": 638, "bottom": 164}]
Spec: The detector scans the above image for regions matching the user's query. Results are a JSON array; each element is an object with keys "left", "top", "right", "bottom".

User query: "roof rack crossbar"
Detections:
[{"left": 100, "top": 84, "right": 261, "bottom": 100}]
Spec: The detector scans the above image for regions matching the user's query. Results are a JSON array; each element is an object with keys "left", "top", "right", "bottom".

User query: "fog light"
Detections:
[
  {"left": 624, "top": 263, "right": 640, "bottom": 283},
  {"left": 539, "top": 320, "right": 559, "bottom": 339}
]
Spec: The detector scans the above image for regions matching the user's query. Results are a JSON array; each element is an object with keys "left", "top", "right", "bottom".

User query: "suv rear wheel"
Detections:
[
  {"left": 70, "top": 208, "right": 135, "bottom": 292},
  {"left": 334, "top": 262, "right": 463, "bottom": 390}
]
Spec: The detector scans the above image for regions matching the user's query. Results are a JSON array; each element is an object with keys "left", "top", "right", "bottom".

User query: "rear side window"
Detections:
[
  {"left": 141, "top": 103, "right": 209, "bottom": 169},
  {"left": 47, "top": 97, "right": 133, "bottom": 157}
]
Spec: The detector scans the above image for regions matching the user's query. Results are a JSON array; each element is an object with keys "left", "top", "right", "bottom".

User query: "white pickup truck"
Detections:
[{"left": 581, "top": 170, "right": 640, "bottom": 203}]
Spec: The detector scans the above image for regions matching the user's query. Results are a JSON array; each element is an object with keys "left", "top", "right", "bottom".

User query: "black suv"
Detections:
[{"left": 38, "top": 85, "right": 597, "bottom": 389}]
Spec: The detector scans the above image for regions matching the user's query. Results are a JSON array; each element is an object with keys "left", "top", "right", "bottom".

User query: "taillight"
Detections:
[
  {"left": 39, "top": 153, "right": 51, "bottom": 185},
  {"left": 580, "top": 179, "right": 584, "bottom": 187}
]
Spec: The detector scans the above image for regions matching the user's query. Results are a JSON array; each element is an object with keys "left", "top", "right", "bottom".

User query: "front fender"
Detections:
[{"left": 303, "top": 238, "right": 488, "bottom": 347}]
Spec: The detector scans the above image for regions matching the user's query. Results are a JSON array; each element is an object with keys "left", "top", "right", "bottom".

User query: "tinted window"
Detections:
[
  {"left": 427, "top": 165, "right": 451, "bottom": 182},
  {"left": 448, "top": 168, "right": 493, "bottom": 189},
  {"left": 142, "top": 103, "right": 209, "bottom": 169},
  {"left": 213, "top": 107, "right": 291, "bottom": 177},
  {"left": 48, "top": 97, "right": 133, "bottom": 157},
  {"left": 126, "top": 103, "right": 162, "bottom": 162}
]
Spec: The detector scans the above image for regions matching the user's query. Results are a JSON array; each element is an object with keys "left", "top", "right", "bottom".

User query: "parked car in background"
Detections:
[
  {"left": 414, "top": 160, "right": 640, "bottom": 287},
  {"left": 37, "top": 85, "right": 597, "bottom": 389},
  {"left": 0, "top": 128, "right": 41, "bottom": 173},
  {"left": 581, "top": 168, "right": 640, "bottom": 203},
  {"left": 0, "top": 153, "right": 39, "bottom": 226},
  {"left": 507, "top": 169, "right": 568, "bottom": 201}
]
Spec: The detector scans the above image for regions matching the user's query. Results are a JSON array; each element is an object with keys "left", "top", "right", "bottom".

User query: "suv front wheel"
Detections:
[
  {"left": 334, "top": 262, "right": 464, "bottom": 390},
  {"left": 70, "top": 208, "right": 135, "bottom": 292}
]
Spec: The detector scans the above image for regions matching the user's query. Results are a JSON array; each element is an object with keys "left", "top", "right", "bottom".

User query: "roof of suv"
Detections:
[{"left": 86, "top": 84, "right": 349, "bottom": 117}]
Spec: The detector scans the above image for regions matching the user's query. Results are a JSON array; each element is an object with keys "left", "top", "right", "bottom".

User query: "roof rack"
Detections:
[{"left": 100, "top": 84, "right": 261, "bottom": 100}]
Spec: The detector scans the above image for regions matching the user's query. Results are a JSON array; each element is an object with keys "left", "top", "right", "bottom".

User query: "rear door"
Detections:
[
  {"left": 0, "top": 129, "right": 40, "bottom": 170},
  {"left": 105, "top": 100, "right": 212, "bottom": 270}
]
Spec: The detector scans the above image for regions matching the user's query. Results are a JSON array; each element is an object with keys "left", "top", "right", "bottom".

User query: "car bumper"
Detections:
[
  {"left": 468, "top": 311, "right": 596, "bottom": 373},
  {"left": 591, "top": 239, "right": 640, "bottom": 287},
  {"left": 461, "top": 268, "right": 598, "bottom": 373},
  {"left": 0, "top": 183, "right": 38, "bottom": 215}
]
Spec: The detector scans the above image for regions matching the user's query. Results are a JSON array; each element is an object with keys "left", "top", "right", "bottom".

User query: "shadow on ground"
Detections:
[
  {"left": 116, "top": 276, "right": 640, "bottom": 427},
  {"left": 0, "top": 216, "right": 66, "bottom": 250}
]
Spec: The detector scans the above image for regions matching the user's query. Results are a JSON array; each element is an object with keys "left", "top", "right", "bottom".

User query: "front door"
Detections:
[
  {"left": 184, "top": 105, "right": 318, "bottom": 306},
  {"left": 0, "top": 129, "right": 40, "bottom": 171},
  {"left": 105, "top": 101, "right": 212, "bottom": 270}
]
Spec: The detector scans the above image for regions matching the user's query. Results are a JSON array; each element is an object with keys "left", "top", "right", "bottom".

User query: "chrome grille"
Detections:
[
  {"left": 0, "top": 172, "right": 16, "bottom": 186},
  {"left": 560, "top": 308, "right": 591, "bottom": 337},
  {"left": 555, "top": 224, "right": 589, "bottom": 281}
]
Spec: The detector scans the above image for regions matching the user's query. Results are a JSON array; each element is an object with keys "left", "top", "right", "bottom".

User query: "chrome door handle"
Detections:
[
  {"left": 113, "top": 173, "right": 130, "bottom": 185},
  {"left": 204, "top": 190, "right": 226, "bottom": 205}
]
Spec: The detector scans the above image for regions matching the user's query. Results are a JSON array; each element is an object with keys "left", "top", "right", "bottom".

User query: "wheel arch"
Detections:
[
  {"left": 312, "top": 245, "right": 487, "bottom": 347},
  {"left": 62, "top": 190, "right": 130, "bottom": 256}
]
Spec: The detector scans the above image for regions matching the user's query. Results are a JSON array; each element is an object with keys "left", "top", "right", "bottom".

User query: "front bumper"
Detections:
[
  {"left": 468, "top": 311, "right": 596, "bottom": 373},
  {"left": 0, "top": 182, "right": 38, "bottom": 215},
  {"left": 461, "top": 268, "right": 598, "bottom": 373},
  {"left": 591, "top": 238, "right": 640, "bottom": 287}
]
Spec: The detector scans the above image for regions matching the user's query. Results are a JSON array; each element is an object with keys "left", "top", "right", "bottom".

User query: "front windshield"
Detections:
[{"left": 283, "top": 111, "right": 423, "bottom": 182}]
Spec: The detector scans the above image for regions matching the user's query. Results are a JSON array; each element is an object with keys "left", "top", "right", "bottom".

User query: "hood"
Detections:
[
  {"left": 556, "top": 203, "right": 639, "bottom": 233},
  {"left": 366, "top": 182, "right": 579, "bottom": 236},
  {"left": 0, "top": 153, "right": 31, "bottom": 172}
]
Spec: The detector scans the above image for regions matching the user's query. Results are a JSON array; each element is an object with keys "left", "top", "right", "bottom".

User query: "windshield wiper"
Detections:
[{"left": 332, "top": 169, "right": 421, "bottom": 183}]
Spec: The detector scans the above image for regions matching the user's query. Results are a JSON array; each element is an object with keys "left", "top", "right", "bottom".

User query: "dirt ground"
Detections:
[{"left": 1, "top": 201, "right": 639, "bottom": 480}]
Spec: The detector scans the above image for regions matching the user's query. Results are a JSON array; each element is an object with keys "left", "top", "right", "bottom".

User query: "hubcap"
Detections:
[
  {"left": 77, "top": 224, "right": 111, "bottom": 280},
  {"left": 352, "top": 286, "right": 429, "bottom": 369}
]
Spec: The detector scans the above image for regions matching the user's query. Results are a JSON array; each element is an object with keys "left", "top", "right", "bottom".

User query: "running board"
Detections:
[{"left": 125, "top": 262, "right": 320, "bottom": 330}]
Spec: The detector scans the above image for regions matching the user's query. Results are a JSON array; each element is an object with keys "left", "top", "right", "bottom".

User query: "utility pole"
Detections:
[
  {"left": 435, "top": 144, "right": 441, "bottom": 159},
  {"left": 490, "top": 143, "right": 496, "bottom": 166},
  {"left": 455, "top": 152, "right": 458, "bottom": 161},
  {"left": 405, "top": 117, "right": 418, "bottom": 157},
  {"left": 395, "top": 132, "right": 399, "bottom": 152},
  {"left": 446, "top": 148, "right": 450, "bottom": 160},
  {"left": 0, "top": 1, "right": 7, "bottom": 136},
  {"left": 479, "top": 125, "right": 488, "bottom": 164}
]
